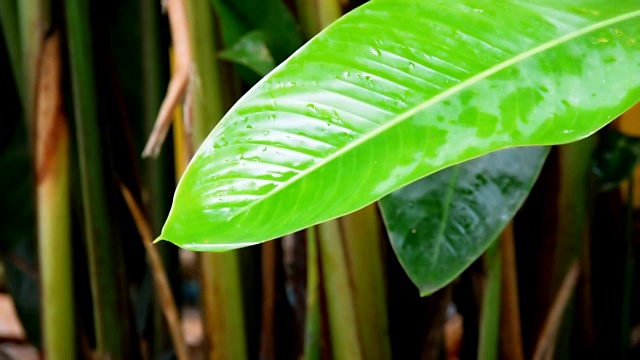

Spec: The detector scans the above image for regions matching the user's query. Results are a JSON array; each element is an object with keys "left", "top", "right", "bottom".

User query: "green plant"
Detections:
[
  {"left": 2, "top": 0, "right": 640, "bottom": 358},
  {"left": 161, "top": 0, "right": 640, "bottom": 293}
]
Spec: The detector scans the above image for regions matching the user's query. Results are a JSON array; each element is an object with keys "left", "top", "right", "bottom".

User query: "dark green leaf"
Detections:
[
  {"left": 379, "top": 147, "right": 548, "bottom": 295},
  {"left": 219, "top": 30, "right": 276, "bottom": 77},
  {"left": 160, "top": 0, "right": 640, "bottom": 250}
]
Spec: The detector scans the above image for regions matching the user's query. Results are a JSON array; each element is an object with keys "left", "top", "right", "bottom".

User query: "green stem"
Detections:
[
  {"left": 295, "top": 0, "right": 341, "bottom": 40},
  {"left": 17, "top": 0, "right": 46, "bottom": 127},
  {"left": 140, "top": 0, "right": 176, "bottom": 356},
  {"left": 184, "top": 1, "right": 247, "bottom": 358},
  {"left": 317, "top": 220, "right": 363, "bottom": 360},
  {"left": 64, "top": 0, "right": 127, "bottom": 357},
  {"left": 303, "top": 228, "right": 321, "bottom": 360},
  {"left": 478, "top": 240, "right": 502, "bottom": 360},
  {"left": 36, "top": 32, "right": 74, "bottom": 360},
  {"left": 339, "top": 206, "right": 391, "bottom": 360}
]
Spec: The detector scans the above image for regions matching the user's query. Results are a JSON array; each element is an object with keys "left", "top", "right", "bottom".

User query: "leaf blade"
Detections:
[
  {"left": 161, "top": 0, "right": 640, "bottom": 249},
  {"left": 379, "top": 147, "right": 549, "bottom": 295}
]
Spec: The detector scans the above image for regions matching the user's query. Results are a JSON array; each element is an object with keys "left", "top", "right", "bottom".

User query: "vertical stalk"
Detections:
[
  {"left": 65, "top": 0, "right": 127, "bottom": 357},
  {"left": 140, "top": 1, "right": 177, "bottom": 356},
  {"left": 500, "top": 222, "right": 524, "bottom": 360},
  {"left": 259, "top": 242, "right": 277, "bottom": 360},
  {"left": 317, "top": 220, "right": 363, "bottom": 360},
  {"left": 18, "top": 0, "right": 45, "bottom": 127},
  {"left": 303, "top": 228, "right": 321, "bottom": 360},
  {"left": 295, "top": 0, "right": 342, "bottom": 40},
  {"left": 184, "top": 0, "right": 247, "bottom": 358},
  {"left": 141, "top": 0, "right": 171, "bottom": 232},
  {"left": 339, "top": 206, "right": 391, "bottom": 360},
  {"left": 296, "top": 2, "right": 391, "bottom": 359},
  {"left": 478, "top": 239, "right": 502, "bottom": 360},
  {"left": 35, "top": 31, "right": 74, "bottom": 360}
]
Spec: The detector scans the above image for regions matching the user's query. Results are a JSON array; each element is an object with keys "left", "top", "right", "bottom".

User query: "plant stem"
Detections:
[
  {"left": 35, "top": 30, "right": 74, "bottom": 360},
  {"left": 499, "top": 222, "right": 524, "bottom": 360},
  {"left": 64, "top": 0, "right": 127, "bottom": 357},
  {"left": 533, "top": 261, "right": 580, "bottom": 360},
  {"left": 303, "top": 228, "right": 321, "bottom": 360},
  {"left": 184, "top": 0, "right": 247, "bottom": 358},
  {"left": 17, "top": 0, "right": 46, "bottom": 128},
  {"left": 119, "top": 183, "right": 189, "bottom": 360},
  {"left": 140, "top": 2, "right": 178, "bottom": 355},
  {"left": 478, "top": 239, "right": 502, "bottom": 360},
  {"left": 317, "top": 220, "right": 363, "bottom": 360},
  {"left": 339, "top": 206, "right": 391, "bottom": 360},
  {"left": 295, "top": 0, "right": 342, "bottom": 40},
  {"left": 259, "top": 241, "right": 277, "bottom": 360}
]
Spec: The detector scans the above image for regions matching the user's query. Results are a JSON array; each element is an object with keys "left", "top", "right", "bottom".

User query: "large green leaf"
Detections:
[
  {"left": 160, "top": 0, "right": 640, "bottom": 250},
  {"left": 379, "top": 147, "right": 549, "bottom": 295}
]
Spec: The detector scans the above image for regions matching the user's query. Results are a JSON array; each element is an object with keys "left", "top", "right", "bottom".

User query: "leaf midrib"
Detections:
[{"left": 214, "top": 7, "right": 640, "bottom": 220}]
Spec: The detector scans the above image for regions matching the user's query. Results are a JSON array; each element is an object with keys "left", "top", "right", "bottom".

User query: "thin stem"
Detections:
[
  {"left": 533, "top": 261, "right": 581, "bottom": 360},
  {"left": 499, "top": 222, "right": 524, "bottom": 360},
  {"left": 303, "top": 228, "right": 321, "bottom": 360},
  {"left": 64, "top": 0, "right": 127, "bottom": 357},
  {"left": 317, "top": 220, "right": 363, "bottom": 360},
  {"left": 478, "top": 239, "right": 502, "bottom": 360},
  {"left": 119, "top": 183, "right": 189, "bottom": 360},
  {"left": 35, "top": 30, "right": 74, "bottom": 360},
  {"left": 184, "top": 0, "right": 247, "bottom": 358}
]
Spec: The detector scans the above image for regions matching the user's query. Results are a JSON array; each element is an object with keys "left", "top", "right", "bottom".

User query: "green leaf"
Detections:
[
  {"left": 379, "top": 147, "right": 548, "bottom": 295},
  {"left": 160, "top": 0, "right": 640, "bottom": 250},
  {"left": 219, "top": 30, "right": 276, "bottom": 77}
]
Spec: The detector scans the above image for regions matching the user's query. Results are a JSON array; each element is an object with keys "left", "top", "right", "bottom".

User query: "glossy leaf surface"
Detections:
[
  {"left": 379, "top": 147, "right": 549, "bottom": 295},
  {"left": 161, "top": 0, "right": 640, "bottom": 250}
]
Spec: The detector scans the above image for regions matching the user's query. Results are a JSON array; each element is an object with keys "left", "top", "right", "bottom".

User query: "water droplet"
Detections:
[
  {"left": 539, "top": 86, "right": 549, "bottom": 93},
  {"left": 408, "top": 62, "right": 415, "bottom": 71},
  {"left": 343, "top": 71, "right": 350, "bottom": 79},
  {"left": 594, "top": 37, "right": 609, "bottom": 44},
  {"left": 613, "top": 28, "right": 623, "bottom": 36},
  {"left": 245, "top": 125, "right": 254, "bottom": 130},
  {"left": 262, "top": 146, "right": 268, "bottom": 152},
  {"left": 370, "top": 47, "right": 381, "bottom": 56},
  {"left": 262, "top": 130, "right": 270, "bottom": 136},
  {"left": 365, "top": 75, "right": 374, "bottom": 86},
  {"left": 331, "top": 110, "right": 342, "bottom": 124},
  {"left": 473, "top": 8, "right": 484, "bottom": 13},
  {"left": 307, "top": 104, "right": 318, "bottom": 113}
]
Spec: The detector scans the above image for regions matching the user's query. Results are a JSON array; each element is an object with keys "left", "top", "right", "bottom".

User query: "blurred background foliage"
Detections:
[{"left": 0, "top": 0, "right": 639, "bottom": 359}]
